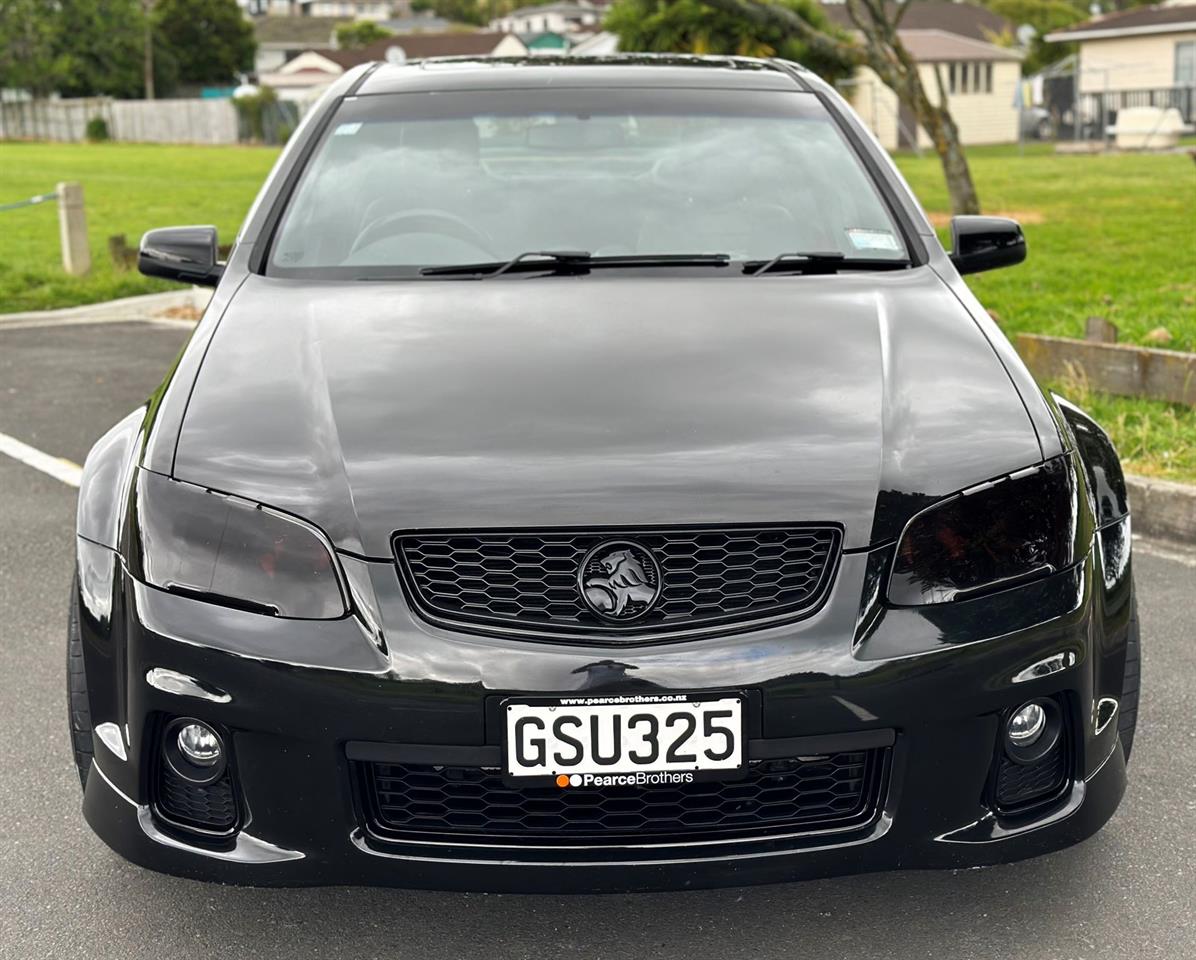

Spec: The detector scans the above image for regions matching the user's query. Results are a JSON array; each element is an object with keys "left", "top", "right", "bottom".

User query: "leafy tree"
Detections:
[
  {"left": 980, "top": 0, "right": 1084, "bottom": 74},
  {"left": 0, "top": 0, "right": 59, "bottom": 95},
  {"left": 51, "top": 0, "right": 148, "bottom": 98},
  {"left": 606, "top": 0, "right": 854, "bottom": 82},
  {"left": 335, "top": 21, "right": 394, "bottom": 49},
  {"left": 154, "top": 0, "right": 255, "bottom": 86},
  {"left": 0, "top": 0, "right": 175, "bottom": 98}
]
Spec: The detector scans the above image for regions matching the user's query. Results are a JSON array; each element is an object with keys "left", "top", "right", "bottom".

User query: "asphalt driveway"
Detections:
[{"left": 1, "top": 319, "right": 1193, "bottom": 960}]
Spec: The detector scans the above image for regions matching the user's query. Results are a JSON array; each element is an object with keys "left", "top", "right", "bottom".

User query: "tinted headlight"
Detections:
[
  {"left": 887, "top": 457, "right": 1078, "bottom": 606},
  {"left": 130, "top": 470, "right": 346, "bottom": 619}
]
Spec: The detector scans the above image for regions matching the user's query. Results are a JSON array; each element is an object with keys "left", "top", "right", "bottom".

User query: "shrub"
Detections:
[
  {"left": 335, "top": 20, "right": 393, "bottom": 49},
  {"left": 233, "top": 86, "right": 278, "bottom": 143},
  {"left": 85, "top": 116, "right": 110, "bottom": 142}
]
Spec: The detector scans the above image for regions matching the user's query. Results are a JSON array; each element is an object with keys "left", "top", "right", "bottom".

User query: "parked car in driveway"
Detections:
[
  {"left": 69, "top": 54, "right": 1138, "bottom": 893},
  {"left": 1021, "top": 105, "right": 1054, "bottom": 139}
]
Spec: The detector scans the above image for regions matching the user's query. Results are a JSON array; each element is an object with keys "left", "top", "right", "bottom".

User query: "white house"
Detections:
[
  {"left": 490, "top": 2, "right": 602, "bottom": 36},
  {"left": 253, "top": 16, "right": 346, "bottom": 75},
  {"left": 1044, "top": 2, "right": 1196, "bottom": 97},
  {"left": 848, "top": 31, "right": 1024, "bottom": 150},
  {"left": 257, "top": 51, "right": 345, "bottom": 101},
  {"left": 299, "top": 0, "right": 395, "bottom": 20},
  {"left": 241, "top": 0, "right": 394, "bottom": 15},
  {"left": 259, "top": 32, "right": 529, "bottom": 99},
  {"left": 819, "top": 1, "right": 1023, "bottom": 150}
]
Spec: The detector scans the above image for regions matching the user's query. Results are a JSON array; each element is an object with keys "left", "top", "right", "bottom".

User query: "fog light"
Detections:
[
  {"left": 1008, "top": 702, "right": 1047, "bottom": 747},
  {"left": 177, "top": 722, "right": 222, "bottom": 766}
]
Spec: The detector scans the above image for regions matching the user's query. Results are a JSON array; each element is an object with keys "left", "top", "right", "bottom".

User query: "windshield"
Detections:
[{"left": 267, "top": 88, "right": 908, "bottom": 278}]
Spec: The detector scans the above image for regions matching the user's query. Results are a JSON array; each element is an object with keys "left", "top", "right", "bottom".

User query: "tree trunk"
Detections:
[
  {"left": 920, "top": 106, "right": 981, "bottom": 215},
  {"left": 143, "top": 2, "right": 155, "bottom": 100}
]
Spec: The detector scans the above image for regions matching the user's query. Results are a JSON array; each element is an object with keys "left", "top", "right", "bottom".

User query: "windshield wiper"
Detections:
[
  {"left": 419, "top": 251, "right": 731, "bottom": 277},
  {"left": 745, "top": 251, "right": 910, "bottom": 276}
]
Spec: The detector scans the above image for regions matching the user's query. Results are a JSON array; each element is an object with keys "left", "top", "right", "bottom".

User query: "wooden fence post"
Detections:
[
  {"left": 1085, "top": 317, "right": 1119, "bottom": 344},
  {"left": 56, "top": 181, "right": 91, "bottom": 276}
]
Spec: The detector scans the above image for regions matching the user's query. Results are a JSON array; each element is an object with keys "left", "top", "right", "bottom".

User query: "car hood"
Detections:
[{"left": 173, "top": 270, "right": 1043, "bottom": 556}]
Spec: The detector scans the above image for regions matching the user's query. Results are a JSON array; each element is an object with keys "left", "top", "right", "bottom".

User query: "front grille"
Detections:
[
  {"left": 359, "top": 750, "right": 885, "bottom": 847},
  {"left": 154, "top": 764, "right": 238, "bottom": 833},
  {"left": 395, "top": 526, "right": 841, "bottom": 640}
]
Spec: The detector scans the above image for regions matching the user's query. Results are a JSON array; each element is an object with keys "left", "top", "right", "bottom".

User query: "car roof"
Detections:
[{"left": 354, "top": 55, "right": 810, "bottom": 96}]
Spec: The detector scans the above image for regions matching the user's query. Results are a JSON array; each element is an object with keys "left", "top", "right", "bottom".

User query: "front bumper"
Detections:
[{"left": 76, "top": 544, "right": 1132, "bottom": 892}]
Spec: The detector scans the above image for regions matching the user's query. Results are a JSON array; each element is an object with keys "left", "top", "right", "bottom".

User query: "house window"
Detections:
[
  {"left": 945, "top": 62, "right": 993, "bottom": 96},
  {"left": 1177, "top": 42, "right": 1196, "bottom": 86}
]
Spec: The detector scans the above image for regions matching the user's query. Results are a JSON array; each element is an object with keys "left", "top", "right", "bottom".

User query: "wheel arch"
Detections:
[
  {"left": 1051, "top": 394, "right": 1130, "bottom": 529},
  {"left": 77, "top": 405, "right": 147, "bottom": 551}
]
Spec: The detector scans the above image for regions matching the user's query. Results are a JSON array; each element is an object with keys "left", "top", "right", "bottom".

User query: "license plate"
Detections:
[{"left": 503, "top": 693, "right": 745, "bottom": 787}]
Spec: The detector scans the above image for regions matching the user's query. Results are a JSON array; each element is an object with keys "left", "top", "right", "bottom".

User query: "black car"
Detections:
[{"left": 70, "top": 55, "right": 1138, "bottom": 893}]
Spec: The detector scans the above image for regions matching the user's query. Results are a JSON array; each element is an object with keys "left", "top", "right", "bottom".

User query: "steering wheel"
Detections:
[{"left": 349, "top": 209, "right": 496, "bottom": 259}]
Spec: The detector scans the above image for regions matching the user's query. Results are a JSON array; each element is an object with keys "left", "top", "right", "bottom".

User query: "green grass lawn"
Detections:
[
  {"left": 895, "top": 143, "right": 1196, "bottom": 354},
  {"left": 0, "top": 141, "right": 279, "bottom": 313},
  {"left": 1048, "top": 378, "right": 1196, "bottom": 483},
  {"left": 1, "top": 139, "right": 1193, "bottom": 481}
]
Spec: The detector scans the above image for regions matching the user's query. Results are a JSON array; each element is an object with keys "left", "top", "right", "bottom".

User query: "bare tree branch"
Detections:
[
  {"left": 699, "top": 0, "right": 863, "bottom": 65},
  {"left": 698, "top": 0, "right": 982, "bottom": 213}
]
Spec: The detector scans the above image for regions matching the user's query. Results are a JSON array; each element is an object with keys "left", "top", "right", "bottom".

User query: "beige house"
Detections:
[
  {"left": 819, "top": 1, "right": 1022, "bottom": 150},
  {"left": 1045, "top": 2, "right": 1196, "bottom": 96},
  {"left": 846, "top": 31, "right": 1023, "bottom": 150}
]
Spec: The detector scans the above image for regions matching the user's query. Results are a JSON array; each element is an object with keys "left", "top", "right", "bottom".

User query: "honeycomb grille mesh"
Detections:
[
  {"left": 995, "top": 746, "right": 1068, "bottom": 810},
  {"left": 155, "top": 764, "right": 237, "bottom": 832},
  {"left": 362, "top": 751, "right": 883, "bottom": 846},
  {"left": 396, "top": 527, "right": 840, "bottom": 638}
]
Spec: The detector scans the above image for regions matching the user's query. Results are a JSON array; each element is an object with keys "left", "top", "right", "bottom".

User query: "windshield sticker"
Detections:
[
  {"left": 846, "top": 228, "right": 901, "bottom": 252},
  {"left": 333, "top": 122, "right": 362, "bottom": 136}
]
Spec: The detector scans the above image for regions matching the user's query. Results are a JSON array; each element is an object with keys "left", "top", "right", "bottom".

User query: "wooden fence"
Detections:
[
  {"left": 0, "top": 97, "right": 239, "bottom": 145},
  {"left": 1017, "top": 323, "right": 1196, "bottom": 407}
]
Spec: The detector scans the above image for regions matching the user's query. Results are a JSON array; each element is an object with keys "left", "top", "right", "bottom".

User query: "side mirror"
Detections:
[
  {"left": 138, "top": 225, "right": 224, "bottom": 287},
  {"left": 949, "top": 216, "right": 1026, "bottom": 276}
]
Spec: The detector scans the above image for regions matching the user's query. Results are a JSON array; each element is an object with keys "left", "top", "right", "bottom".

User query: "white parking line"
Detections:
[
  {"left": 0, "top": 314, "right": 199, "bottom": 333},
  {"left": 0, "top": 431, "right": 82, "bottom": 488}
]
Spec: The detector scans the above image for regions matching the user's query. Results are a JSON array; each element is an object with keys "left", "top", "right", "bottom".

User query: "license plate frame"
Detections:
[{"left": 501, "top": 692, "right": 747, "bottom": 788}]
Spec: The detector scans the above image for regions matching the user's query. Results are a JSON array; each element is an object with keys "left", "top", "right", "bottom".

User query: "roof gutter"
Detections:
[{"left": 1045, "top": 21, "right": 1196, "bottom": 42}]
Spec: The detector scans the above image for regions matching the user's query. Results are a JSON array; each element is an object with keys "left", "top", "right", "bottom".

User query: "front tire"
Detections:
[
  {"left": 1118, "top": 598, "right": 1141, "bottom": 763},
  {"left": 66, "top": 574, "right": 94, "bottom": 790}
]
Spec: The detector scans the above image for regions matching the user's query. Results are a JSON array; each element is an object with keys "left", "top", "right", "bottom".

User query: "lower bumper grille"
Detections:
[
  {"left": 993, "top": 696, "right": 1073, "bottom": 813},
  {"left": 155, "top": 763, "right": 238, "bottom": 832},
  {"left": 995, "top": 746, "right": 1068, "bottom": 810},
  {"left": 359, "top": 750, "right": 886, "bottom": 847}
]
